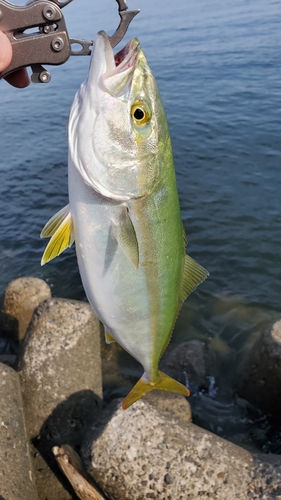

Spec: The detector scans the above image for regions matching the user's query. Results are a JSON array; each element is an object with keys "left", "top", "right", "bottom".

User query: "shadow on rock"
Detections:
[{"left": 32, "top": 390, "right": 103, "bottom": 499}]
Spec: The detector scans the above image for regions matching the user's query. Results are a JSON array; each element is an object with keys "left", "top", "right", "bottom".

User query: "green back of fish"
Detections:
[{"left": 130, "top": 130, "right": 184, "bottom": 377}]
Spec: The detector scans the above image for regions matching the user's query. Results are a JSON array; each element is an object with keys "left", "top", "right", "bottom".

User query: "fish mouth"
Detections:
[
  {"left": 114, "top": 37, "right": 140, "bottom": 70},
  {"left": 98, "top": 30, "right": 140, "bottom": 77}
]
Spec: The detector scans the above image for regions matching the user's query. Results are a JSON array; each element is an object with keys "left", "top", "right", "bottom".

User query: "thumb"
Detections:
[{"left": 0, "top": 32, "right": 12, "bottom": 72}]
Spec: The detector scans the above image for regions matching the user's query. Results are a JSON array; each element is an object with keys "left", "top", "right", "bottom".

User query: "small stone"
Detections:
[
  {"left": 0, "top": 277, "right": 51, "bottom": 341},
  {"left": 164, "top": 473, "right": 173, "bottom": 484}
]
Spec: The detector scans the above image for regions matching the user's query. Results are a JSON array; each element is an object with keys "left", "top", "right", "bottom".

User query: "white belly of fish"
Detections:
[{"left": 68, "top": 159, "right": 154, "bottom": 373}]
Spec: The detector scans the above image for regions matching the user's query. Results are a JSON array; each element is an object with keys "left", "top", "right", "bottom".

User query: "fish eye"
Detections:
[
  {"left": 134, "top": 108, "right": 145, "bottom": 120},
  {"left": 131, "top": 100, "right": 150, "bottom": 127}
]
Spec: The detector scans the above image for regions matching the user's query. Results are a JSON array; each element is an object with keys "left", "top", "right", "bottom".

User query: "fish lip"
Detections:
[{"left": 98, "top": 30, "right": 140, "bottom": 77}]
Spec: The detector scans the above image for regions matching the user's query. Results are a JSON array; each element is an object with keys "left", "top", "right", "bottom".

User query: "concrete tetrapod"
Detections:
[
  {"left": 0, "top": 277, "right": 51, "bottom": 341},
  {"left": 18, "top": 298, "right": 103, "bottom": 500},
  {"left": 82, "top": 398, "right": 281, "bottom": 500},
  {"left": 0, "top": 363, "right": 38, "bottom": 500}
]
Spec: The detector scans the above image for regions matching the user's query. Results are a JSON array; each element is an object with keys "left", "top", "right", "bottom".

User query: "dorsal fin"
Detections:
[
  {"left": 111, "top": 209, "right": 139, "bottom": 269},
  {"left": 179, "top": 254, "right": 209, "bottom": 305},
  {"left": 41, "top": 206, "right": 74, "bottom": 265}
]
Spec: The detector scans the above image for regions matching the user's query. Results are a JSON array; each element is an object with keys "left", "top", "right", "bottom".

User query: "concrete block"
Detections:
[
  {"left": 0, "top": 363, "right": 38, "bottom": 500},
  {"left": 18, "top": 298, "right": 103, "bottom": 500}
]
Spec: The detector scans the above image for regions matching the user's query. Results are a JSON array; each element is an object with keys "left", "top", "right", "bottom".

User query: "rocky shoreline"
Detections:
[{"left": 0, "top": 277, "right": 281, "bottom": 500}]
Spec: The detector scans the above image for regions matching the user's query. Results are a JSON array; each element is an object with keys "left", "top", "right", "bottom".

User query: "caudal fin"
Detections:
[{"left": 122, "top": 371, "right": 190, "bottom": 410}]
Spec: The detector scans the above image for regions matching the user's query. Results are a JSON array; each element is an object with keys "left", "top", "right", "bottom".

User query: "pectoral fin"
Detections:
[
  {"left": 41, "top": 205, "right": 71, "bottom": 238},
  {"left": 41, "top": 206, "right": 74, "bottom": 265},
  {"left": 179, "top": 254, "right": 209, "bottom": 304},
  {"left": 111, "top": 209, "right": 139, "bottom": 269}
]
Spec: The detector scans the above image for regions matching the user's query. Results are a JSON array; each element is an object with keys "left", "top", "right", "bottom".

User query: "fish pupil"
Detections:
[{"left": 134, "top": 108, "right": 145, "bottom": 120}]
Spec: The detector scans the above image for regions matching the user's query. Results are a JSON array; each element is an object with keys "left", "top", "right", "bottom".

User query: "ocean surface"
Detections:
[{"left": 1, "top": 0, "right": 281, "bottom": 439}]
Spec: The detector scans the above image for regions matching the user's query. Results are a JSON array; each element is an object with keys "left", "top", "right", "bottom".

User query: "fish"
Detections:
[{"left": 41, "top": 31, "right": 209, "bottom": 409}]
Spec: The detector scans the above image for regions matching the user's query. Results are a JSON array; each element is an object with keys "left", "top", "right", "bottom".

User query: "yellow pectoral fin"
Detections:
[
  {"left": 122, "top": 371, "right": 190, "bottom": 410},
  {"left": 41, "top": 204, "right": 71, "bottom": 238},
  {"left": 179, "top": 254, "right": 209, "bottom": 305},
  {"left": 41, "top": 209, "right": 74, "bottom": 265}
]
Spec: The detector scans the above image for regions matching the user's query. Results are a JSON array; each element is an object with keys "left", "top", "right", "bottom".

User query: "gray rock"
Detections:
[
  {"left": 251, "top": 456, "right": 281, "bottom": 499},
  {"left": 0, "top": 277, "right": 51, "bottom": 341},
  {"left": 235, "top": 319, "right": 281, "bottom": 415},
  {"left": 0, "top": 363, "right": 38, "bottom": 500},
  {"left": 82, "top": 399, "right": 255, "bottom": 500},
  {"left": 18, "top": 298, "right": 103, "bottom": 500},
  {"left": 82, "top": 399, "right": 281, "bottom": 500}
]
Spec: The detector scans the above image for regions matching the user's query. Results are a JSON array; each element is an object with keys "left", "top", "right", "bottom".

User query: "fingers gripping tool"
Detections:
[{"left": 0, "top": 0, "right": 140, "bottom": 83}]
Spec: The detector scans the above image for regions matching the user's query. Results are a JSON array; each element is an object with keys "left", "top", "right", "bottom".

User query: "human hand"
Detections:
[{"left": 0, "top": 31, "right": 30, "bottom": 88}]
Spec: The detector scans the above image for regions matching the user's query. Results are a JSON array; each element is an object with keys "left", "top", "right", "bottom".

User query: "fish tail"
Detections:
[{"left": 122, "top": 371, "right": 190, "bottom": 410}]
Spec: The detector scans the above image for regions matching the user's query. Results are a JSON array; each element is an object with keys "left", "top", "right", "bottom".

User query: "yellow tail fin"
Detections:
[{"left": 122, "top": 371, "right": 190, "bottom": 410}]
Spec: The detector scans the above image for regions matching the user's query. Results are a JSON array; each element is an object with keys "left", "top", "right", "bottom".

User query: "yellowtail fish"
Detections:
[{"left": 41, "top": 31, "right": 208, "bottom": 409}]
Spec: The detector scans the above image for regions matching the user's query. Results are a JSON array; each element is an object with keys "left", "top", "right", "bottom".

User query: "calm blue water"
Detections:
[{"left": 1, "top": 0, "right": 281, "bottom": 385}]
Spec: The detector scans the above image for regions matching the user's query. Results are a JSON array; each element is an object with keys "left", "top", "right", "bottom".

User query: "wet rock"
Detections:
[
  {"left": 235, "top": 319, "right": 281, "bottom": 415},
  {"left": 251, "top": 456, "right": 281, "bottom": 499},
  {"left": 0, "top": 363, "right": 38, "bottom": 500},
  {"left": 18, "top": 298, "right": 103, "bottom": 500},
  {"left": 82, "top": 398, "right": 274, "bottom": 500},
  {"left": 0, "top": 277, "right": 51, "bottom": 341},
  {"left": 160, "top": 339, "right": 216, "bottom": 393}
]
